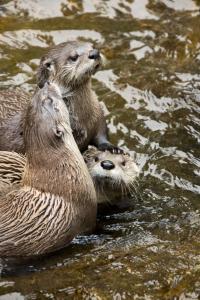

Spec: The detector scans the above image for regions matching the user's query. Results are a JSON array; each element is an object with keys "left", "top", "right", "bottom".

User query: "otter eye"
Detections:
[
  {"left": 57, "top": 130, "right": 62, "bottom": 136},
  {"left": 56, "top": 130, "right": 63, "bottom": 138},
  {"left": 54, "top": 127, "right": 64, "bottom": 139},
  {"left": 69, "top": 53, "right": 79, "bottom": 62},
  {"left": 121, "top": 161, "right": 126, "bottom": 166},
  {"left": 94, "top": 156, "right": 99, "bottom": 162}
]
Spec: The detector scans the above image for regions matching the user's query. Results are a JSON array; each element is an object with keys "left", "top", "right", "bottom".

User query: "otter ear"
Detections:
[
  {"left": 83, "top": 146, "right": 98, "bottom": 163},
  {"left": 83, "top": 153, "right": 89, "bottom": 163},
  {"left": 88, "top": 145, "right": 98, "bottom": 151},
  {"left": 37, "top": 58, "right": 55, "bottom": 89}
]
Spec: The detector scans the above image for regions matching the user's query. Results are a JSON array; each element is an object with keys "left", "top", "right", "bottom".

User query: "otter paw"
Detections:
[{"left": 98, "top": 143, "right": 124, "bottom": 154}]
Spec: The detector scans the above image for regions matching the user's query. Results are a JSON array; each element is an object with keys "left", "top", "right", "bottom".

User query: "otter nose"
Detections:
[
  {"left": 88, "top": 49, "right": 100, "bottom": 60},
  {"left": 101, "top": 160, "right": 115, "bottom": 170}
]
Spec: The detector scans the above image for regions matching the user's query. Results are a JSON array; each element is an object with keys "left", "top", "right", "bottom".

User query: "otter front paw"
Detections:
[{"left": 98, "top": 143, "right": 124, "bottom": 154}]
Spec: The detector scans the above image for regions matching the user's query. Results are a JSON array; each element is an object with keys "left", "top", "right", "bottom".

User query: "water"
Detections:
[{"left": 0, "top": 0, "right": 200, "bottom": 299}]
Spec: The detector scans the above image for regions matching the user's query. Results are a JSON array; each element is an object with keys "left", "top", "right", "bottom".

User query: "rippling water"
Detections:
[{"left": 0, "top": 0, "right": 200, "bottom": 299}]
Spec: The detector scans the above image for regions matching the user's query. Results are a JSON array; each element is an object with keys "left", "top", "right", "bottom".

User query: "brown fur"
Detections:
[
  {"left": 0, "top": 88, "right": 31, "bottom": 152},
  {"left": 0, "top": 151, "right": 25, "bottom": 197}
]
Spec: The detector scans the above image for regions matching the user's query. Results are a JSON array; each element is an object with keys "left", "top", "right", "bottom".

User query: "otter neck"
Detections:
[
  {"left": 62, "top": 79, "right": 93, "bottom": 108},
  {"left": 22, "top": 141, "right": 90, "bottom": 200}
]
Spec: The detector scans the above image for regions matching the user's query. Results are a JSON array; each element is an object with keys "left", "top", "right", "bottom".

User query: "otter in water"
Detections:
[
  {"left": 0, "top": 41, "right": 121, "bottom": 154},
  {"left": 0, "top": 82, "right": 97, "bottom": 257}
]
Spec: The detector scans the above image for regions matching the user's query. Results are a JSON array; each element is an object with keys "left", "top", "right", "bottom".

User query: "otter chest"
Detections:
[{"left": 64, "top": 97, "right": 97, "bottom": 150}]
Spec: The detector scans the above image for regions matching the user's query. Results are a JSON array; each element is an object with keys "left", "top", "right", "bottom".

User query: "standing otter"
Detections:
[
  {"left": 0, "top": 82, "right": 97, "bottom": 257},
  {"left": 0, "top": 41, "right": 121, "bottom": 154}
]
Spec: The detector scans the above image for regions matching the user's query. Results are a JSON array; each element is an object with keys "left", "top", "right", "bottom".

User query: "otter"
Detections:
[
  {"left": 0, "top": 82, "right": 97, "bottom": 257},
  {"left": 0, "top": 41, "right": 121, "bottom": 154}
]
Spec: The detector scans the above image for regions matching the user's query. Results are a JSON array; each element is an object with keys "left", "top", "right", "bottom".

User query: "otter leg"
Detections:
[
  {"left": 97, "top": 141, "right": 124, "bottom": 154},
  {"left": 92, "top": 117, "right": 124, "bottom": 154}
]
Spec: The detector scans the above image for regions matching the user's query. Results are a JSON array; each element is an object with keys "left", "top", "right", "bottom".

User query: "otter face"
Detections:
[
  {"left": 24, "top": 82, "right": 70, "bottom": 155},
  {"left": 37, "top": 41, "right": 102, "bottom": 90},
  {"left": 84, "top": 147, "right": 140, "bottom": 203}
]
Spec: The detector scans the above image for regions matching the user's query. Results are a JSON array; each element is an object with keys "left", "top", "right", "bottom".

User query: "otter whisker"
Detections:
[
  {"left": 128, "top": 182, "right": 138, "bottom": 196},
  {"left": 130, "top": 182, "right": 144, "bottom": 203},
  {"left": 126, "top": 183, "right": 134, "bottom": 196},
  {"left": 121, "top": 182, "right": 127, "bottom": 198}
]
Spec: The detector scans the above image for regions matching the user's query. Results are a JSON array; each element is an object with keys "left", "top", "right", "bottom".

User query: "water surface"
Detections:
[{"left": 0, "top": 1, "right": 200, "bottom": 299}]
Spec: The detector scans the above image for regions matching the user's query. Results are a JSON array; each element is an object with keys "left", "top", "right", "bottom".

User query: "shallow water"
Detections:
[{"left": 0, "top": 0, "right": 200, "bottom": 299}]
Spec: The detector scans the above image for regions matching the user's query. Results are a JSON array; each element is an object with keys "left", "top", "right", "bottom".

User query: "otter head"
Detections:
[
  {"left": 37, "top": 41, "right": 102, "bottom": 91},
  {"left": 24, "top": 82, "right": 71, "bottom": 165},
  {"left": 83, "top": 146, "right": 140, "bottom": 204}
]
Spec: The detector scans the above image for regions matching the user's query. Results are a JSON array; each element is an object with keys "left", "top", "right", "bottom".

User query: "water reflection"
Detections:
[
  {"left": 0, "top": 0, "right": 65, "bottom": 19},
  {"left": 0, "top": 293, "right": 25, "bottom": 300},
  {"left": 0, "top": 29, "right": 104, "bottom": 49},
  {"left": 0, "top": 0, "right": 200, "bottom": 299}
]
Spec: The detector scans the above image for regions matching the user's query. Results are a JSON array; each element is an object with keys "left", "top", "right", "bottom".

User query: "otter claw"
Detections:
[
  {"left": 98, "top": 143, "right": 124, "bottom": 154},
  {"left": 111, "top": 147, "right": 124, "bottom": 154}
]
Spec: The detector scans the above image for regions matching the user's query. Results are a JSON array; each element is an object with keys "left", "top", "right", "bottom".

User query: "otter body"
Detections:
[
  {"left": 0, "top": 151, "right": 25, "bottom": 197},
  {"left": 0, "top": 83, "right": 97, "bottom": 257},
  {"left": 63, "top": 81, "right": 106, "bottom": 151},
  {"left": 0, "top": 41, "right": 118, "bottom": 153}
]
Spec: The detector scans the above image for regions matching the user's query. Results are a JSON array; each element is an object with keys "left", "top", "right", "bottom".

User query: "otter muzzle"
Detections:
[
  {"left": 101, "top": 160, "right": 115, "bottom": 170},
  {"left": 88, "top": 49, "right": 100, "bottom": 60}
]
